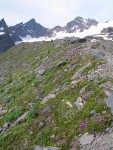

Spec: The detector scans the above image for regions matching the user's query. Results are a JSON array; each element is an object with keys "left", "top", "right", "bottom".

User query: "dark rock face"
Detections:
[
  {"left": 0, "top": 19, "right": 14, "bottom": 54},
  {"left": 101, "top": 27, "right": 113, "bottom": 34},
  {"left": 101, "top": 27, "right": 113, "bottom": 40},
  {"left": 0, "top": 33, "right": 14, "bottom": 54},
  {"left": 8, "top": 19, "right": 49, "bottom": 43}
]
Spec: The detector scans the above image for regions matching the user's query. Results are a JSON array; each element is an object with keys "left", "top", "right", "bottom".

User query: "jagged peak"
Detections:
[
  {"left": 26, "top": 18, "right": 37, "bottom": 24},
  {"left": 74, "top": 16, "right": 83, "bottom": 20}
]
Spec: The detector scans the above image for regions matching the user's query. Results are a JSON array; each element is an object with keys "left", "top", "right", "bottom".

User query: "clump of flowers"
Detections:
[
  {"left": 82, "top": 91, "right": 94, "bottom": 99},
  {"left": 79, "top": 121, "right": 89, "bottom": 132}
]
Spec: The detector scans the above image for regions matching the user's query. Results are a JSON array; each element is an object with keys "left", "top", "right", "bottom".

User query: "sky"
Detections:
[{"left": 0, "top": 0, "right": 113, "bottom": 28}]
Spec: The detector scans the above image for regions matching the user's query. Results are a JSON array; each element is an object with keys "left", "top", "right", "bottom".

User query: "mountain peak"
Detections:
[
  {"left": 74, "top": 16, "right": 83, "bottom": 20},
  {"left": 27, "top": 18, "right": 36, "bottom": 24},
  {"left": 0, "top": 18, "right": 8, "bottom": 30}
]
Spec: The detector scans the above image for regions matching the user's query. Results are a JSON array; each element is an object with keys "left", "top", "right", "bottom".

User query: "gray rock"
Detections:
[
  {"left": 79, "top": 132, "right": 94, "bottom": 146},
  {"left": 94, "top": 79, "right": 100, "bottom": 85},
  {"left": 3, "top": 122, "right": 10, "bottom": 129},
  {"left": 56, "top": 139, "right": 67, "bottom": 146},
  {"left": 41, "top": 94, "right": 56, "bottom": 104},
  {"left": 38, "top": 69, "right": 46, "bottom": 75},
  {"left": 28, "top": 103, "right": 36, "bottom": 107},
  {"left": 29, "top": 131, "right": 33, "bottom": 135},
  {"left": 69, "top": 64, "right": 77, "bottom": 71},
  {"left": 0, "top": 107, "right": 7, "bottom": 115},
  {"left": 12, "top": 112, "right": 28, "bottom": 126},
  {"left": 93, "top": 51, "right": 105, "bottom": 60},
  {"left": 57, "top": 61, "right": 66, "bottom": 67},
  {"left": 90, "top": 110, "right": 96, "bottom": 115},
  {"left": 81, "top": 131, "right": 113, "bottom": 150},
  {"left": 106, "top": 94, "right": 113, "bottom": 114},
  {"left": 34, "top": 146, "right": 60, "bottom": 150},
  {"left": 70, "top": 37, "right": 79, "bottom": 44},
  {"left": 36, "top": 96, "right": 40, "bottom": 100},
  {"left": 79, "top": 86, "right": 87, "bottom": 95},
  {"left": 74, "top": 97, "right": 84, "bottom": 110},
  {"left": 39, "top": 122, "right": 44, "bottom": 129},
  {"left": 71, "top": 62, "right": 92, "bottom": 80}
]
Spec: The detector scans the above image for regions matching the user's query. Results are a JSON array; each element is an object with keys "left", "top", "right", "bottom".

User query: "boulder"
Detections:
[{"left": 79, "top": 132, "right": 94, "bottom": 146}]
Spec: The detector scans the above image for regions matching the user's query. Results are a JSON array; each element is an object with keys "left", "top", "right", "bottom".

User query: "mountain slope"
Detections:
[{"left": 0, "top": 37, "right": 113, "bottom": 149}]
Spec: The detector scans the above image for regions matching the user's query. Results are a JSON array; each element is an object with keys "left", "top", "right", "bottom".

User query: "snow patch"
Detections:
[
  {"left": 0, "top": 27, "right": 4, "bottom": 30},
  {"left": 0, "top": 32, "right": 5, "bottom": 35}
]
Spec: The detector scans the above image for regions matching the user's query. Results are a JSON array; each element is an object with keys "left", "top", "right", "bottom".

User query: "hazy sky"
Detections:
[{"left": 0, "top": 0, "right": 113, "bottom": 28}]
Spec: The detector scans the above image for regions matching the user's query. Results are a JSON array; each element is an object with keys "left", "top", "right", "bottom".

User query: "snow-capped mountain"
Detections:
[
  {"left": 1, "top": 16, "right": 113, "bottom": 53},
  {"left": 64, "top": 16, "right": 98, "bottom": 32},
  {"left": 8, "top": 18, "right": 50, "bottom": 43},
  {"left": 0, "top": 19, "right": 14, "bottom": 53},
  {"left": 49, "top": 17, "right": 98, "bottom": 36},
  {"left": 8, "top": 17, "right": 99, "bottom": 43}
]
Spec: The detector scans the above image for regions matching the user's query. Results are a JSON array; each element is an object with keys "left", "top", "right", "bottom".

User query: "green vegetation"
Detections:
[{"left": 0, "top": 39, "right": 112, "bottom": 149}]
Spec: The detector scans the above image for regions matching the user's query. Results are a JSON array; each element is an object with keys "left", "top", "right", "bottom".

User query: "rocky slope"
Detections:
[{"left": 0, "top": 36, "right": 113, "bottom": 149}]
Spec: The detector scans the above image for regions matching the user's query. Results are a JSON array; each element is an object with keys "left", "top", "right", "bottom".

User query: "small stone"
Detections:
[
  {"left": 41, "top": 94, "right": 56, "bottom": 104},
  {"left": 90, "top": 110, "right": 96, "bottom": 115},
  {"left": 57, "top": 61, "right": 66, "bottom": 67},
  {"left": 38, "top": 69, "right": 45, "bottom": 75},
  {"left": 74, "top": 97, "right": 84, "bottom": 110},
  {"left": 102, "top": 111, "right": 107, "bottom": 114},
  {"left": 65, "top": 101, "right": 73, "bottom": 108},
  {"left": 3, "top": 122, "right": 10, "bottom": 129},
  {"left": 94, "top": 79, "right": 99, "bottom": 85},
  {"left": 29, "top": 131, "right": 33, "bottom": 135},
  {"left": 79, "top": 86, "right": 87, "bottom": 95},
  {"left": 39, "top": 122, "right": 44, "bottom": 129},
  {"left": 36, "top": 96, "right": 40, "bottom": 100}
]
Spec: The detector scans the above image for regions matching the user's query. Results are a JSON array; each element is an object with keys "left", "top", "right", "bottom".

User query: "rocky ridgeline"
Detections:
[{"left": 0, "top": 37, "right": 113, "bottom": 149}]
